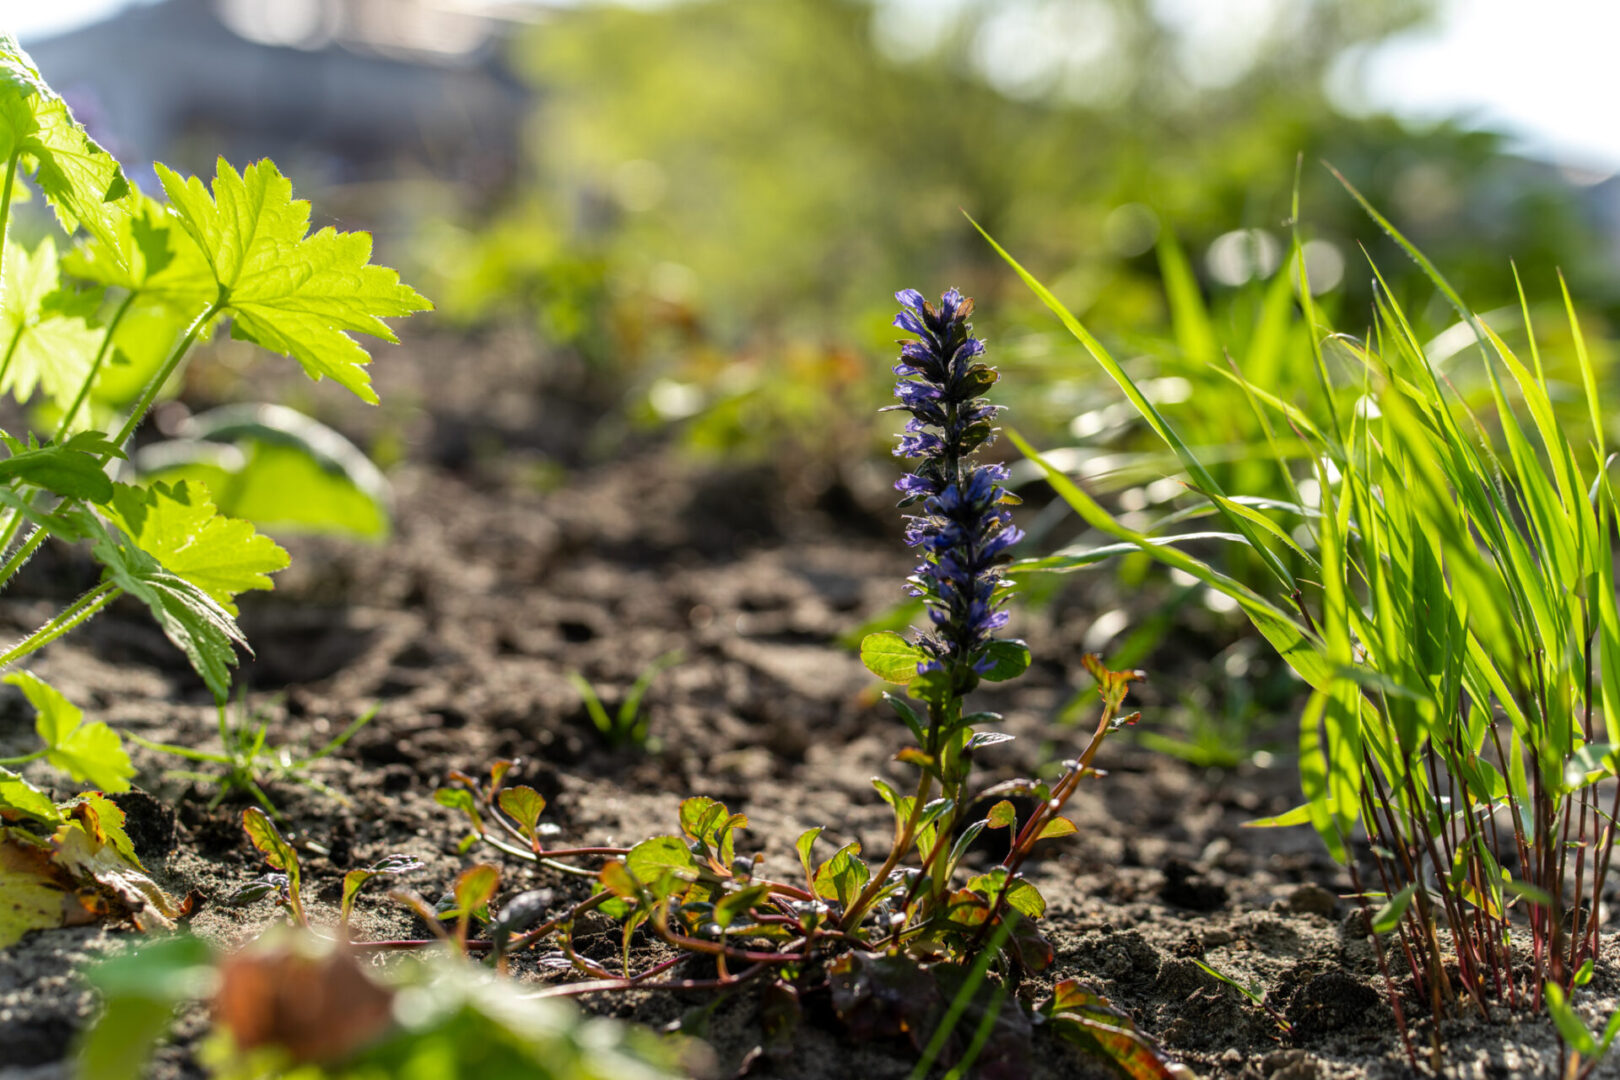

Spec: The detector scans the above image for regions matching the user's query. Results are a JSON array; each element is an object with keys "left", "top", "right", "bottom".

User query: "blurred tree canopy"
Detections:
[{"left": 414, "top": 0, "right": 1619, "bottom": 456}]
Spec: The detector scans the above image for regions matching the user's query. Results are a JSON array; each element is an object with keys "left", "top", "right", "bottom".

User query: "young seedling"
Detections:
[
  {"left": 129, "top": 695, "right": 379, "bottom": 817},
  {"left": 568, "top": 649, "right": 683, "bottom": 750}
]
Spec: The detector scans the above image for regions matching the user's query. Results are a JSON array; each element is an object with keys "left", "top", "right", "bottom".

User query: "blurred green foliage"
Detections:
[{"left": 416, "top": 0, "right": 1618, "bottom": 461}]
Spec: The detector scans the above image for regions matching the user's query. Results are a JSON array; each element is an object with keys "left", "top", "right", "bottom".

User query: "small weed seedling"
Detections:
[
  {"left": 568, "top": 649, "right": 683, "bottom": 750},
  {"left": 129, "top": 696, "right": 380, "bottom": 817}
]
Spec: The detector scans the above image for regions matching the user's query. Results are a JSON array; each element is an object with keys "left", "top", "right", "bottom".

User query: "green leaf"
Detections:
[
  {"left": 105, "top": 480, "right": 288, "bottom": 616},
  {"left": 1037, "top": 816, "right": 1077, "bottom": 840},
  {"left": 1545, "top": 983, "right": 1600, "bottom": 1059},
  {"left": 5, "top": 672, "right": 132, "bottom": 792},
  {"left": 860, "top": 630, "right": 924, "bottom": 683},
  {"left": 91, "top": 522, "right": 250, "bottom": 701},
  {"left": 625, "top": 835, "right": 698, "bottom": 886},
  {"left": 453, "top": 864, "right": 500, "bottom": 918},
  {"left": 1371, "top": 884, "right": 1416, "bottom": 935},
  {"left": 1242, "top": 804, "right": 1314, "bottom": 829},
  {"left": 341, "top": 854, "right": 424, "bottom": 923},
  {"left": 142, "top": 409, "right": 390, "bottom": 541},
  {"left": 812, "top": 841, "right": 868, "bottom": 909},
  {"left": 241, "top": 806, "right": 302, "bottom": 923},
  {"left": 60, "top": 190, "right": 214, "bottom": 302},
  {"left": 154, "top": 158, "right": 432, "bottom": 405},
  {"left": 0, "top": 430, "right": 118, "bottom": 503},
  {"left": 0, "top": 235, "right": 102, "bottom": 411},
  {"left": 881, "top": 692, "right": 927, "bottom": 744},
  {"left": 0, "top": 768, "right": 58, "bottom": 822},
  {"left": 678, "top": 796, "right": 725, "bottom": 843},
  {"left": 0, "top": 35, "right": 129, "bottom": 247},
  {"left": 77, "top": 934, "right": 216, "bottom": 1080},
  {"left": 795, "top": 826, "right": 822, "bottom": 886},
  {"left": 712, "top": 883, "right": 772, "bottom": 928},
  {"left": 497, "top": 786, "right": 547, "bottom": 844},
  {"left": 985, "top": 800, "right": 1017, "bottom": 830},
  {"left": 975, "top": 639, "right": 1030, "bottom": 682}
]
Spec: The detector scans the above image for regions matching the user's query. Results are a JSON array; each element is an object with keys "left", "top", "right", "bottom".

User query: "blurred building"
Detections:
[{"left": 25, "top": 0, "right": 532, "bottom": 215}]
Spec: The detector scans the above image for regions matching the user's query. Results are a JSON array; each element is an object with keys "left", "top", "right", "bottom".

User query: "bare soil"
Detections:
[{"left": 0, "top": 332, "right": 1613, "bottom": 1079}]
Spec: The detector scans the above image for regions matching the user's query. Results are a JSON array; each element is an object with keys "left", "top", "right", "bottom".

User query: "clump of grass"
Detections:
[{"left": 985, "top": 176, "right": 1620, "bottom": 1069}]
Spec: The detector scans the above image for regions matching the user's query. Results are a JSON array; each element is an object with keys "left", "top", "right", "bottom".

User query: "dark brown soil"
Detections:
[{"left": 0, "top": 332, "right": 1613, "bottom": 1080}]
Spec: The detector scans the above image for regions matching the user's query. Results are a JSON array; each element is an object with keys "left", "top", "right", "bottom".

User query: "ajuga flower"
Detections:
[{"left": 886, "top": 288, "right": 1022, "bottom": 681}]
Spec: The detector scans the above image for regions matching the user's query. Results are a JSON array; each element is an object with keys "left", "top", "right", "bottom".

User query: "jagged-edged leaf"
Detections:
[
  {"left": 4, "top": 672, "right": 132, "bottom": 792},
  {"left": 154, "top": 158, "right": 431, "bottom": 404},
  {"left": 105, "top": 480, "right": 287, "bottom": 616},
  {"left": 0, "top": 236, "right": 102, "bottom": 410},
  {"left": 0, "top": 430, "right": 118, "bottom": 503},
  {"left": 90, "top": 527, "right": 249, "bottom": 705},
  {"left": 0, "top": 35, "right": 129, "bottom": 247},
  {"left": 60, "top": 190, "right": 214, "bottom": 302},
  {"left": 92, "top": 523, "right": 248, "bottom": 701}
]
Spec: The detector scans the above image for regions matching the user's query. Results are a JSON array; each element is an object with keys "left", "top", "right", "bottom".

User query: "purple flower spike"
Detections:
[{"left": 884, "top": 288, "right": 1020, "bottom": 676}]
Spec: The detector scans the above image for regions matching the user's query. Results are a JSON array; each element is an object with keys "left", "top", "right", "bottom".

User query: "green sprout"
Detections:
[
  {"left": 568, "top": 650, "right": 683, "bottom": 750},
  {"left": 130, "top": 696, "right": 378, "bottom": 818}
]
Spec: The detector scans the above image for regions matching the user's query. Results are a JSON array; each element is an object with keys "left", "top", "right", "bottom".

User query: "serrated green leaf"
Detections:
[
  {"left": 4, "top": 671, "right": 132, "bottom": 792},
  {"left": 154, "top": 158, "right": 431, "bottom": 404},
  {"left": 105, "top": 480, "right": 288, "bottom": 616},
  {"left": 975, "top": 639, "right": 1031, "bottom": 682},
  {"left": 0, "top": 35, "right": 129, "bottom": 247},
  {"left": 860, "top": 630, "right": 923, "bottom": 683},
  {"left": 60, "top": 191, "right": 214, "bottom": 302},
  {"left": 91, "top": 527, "right": 248, "bottom": 701},
  {"left": 0, "top": 236, "right": 102, "bottom": 411},
  {"left": 0, "top": 431, "right": 118, "bottom": 503}
]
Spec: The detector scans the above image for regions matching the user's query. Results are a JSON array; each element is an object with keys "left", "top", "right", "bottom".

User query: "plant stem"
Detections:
[
  {"left": 0, "top": 581, "right": 119, "bottom": 668},
  {"left": 55, "top": 292, "right": 136, "bottom": 440},
  {"left": 0, "top": 149, "right": 18, "bottom": 288},
  {"left": 0, "top": 748, "right": 46, "bottom": 767},
  {"left": 109, "top": 301, "right": 222, "bottom": 457}
]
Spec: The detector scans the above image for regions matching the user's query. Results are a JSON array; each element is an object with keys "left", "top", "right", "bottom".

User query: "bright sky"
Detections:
[{"left": 4, "top": 0, "right": 1618, "bottom": 172}]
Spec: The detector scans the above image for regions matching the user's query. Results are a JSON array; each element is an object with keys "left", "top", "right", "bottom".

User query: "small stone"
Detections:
[
  {"left": 1287, "top": 883, "right": 1339, "bottom": 919},
  {"left": 1202, "top": 928, "right": 1236, "bottom": 948}
]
